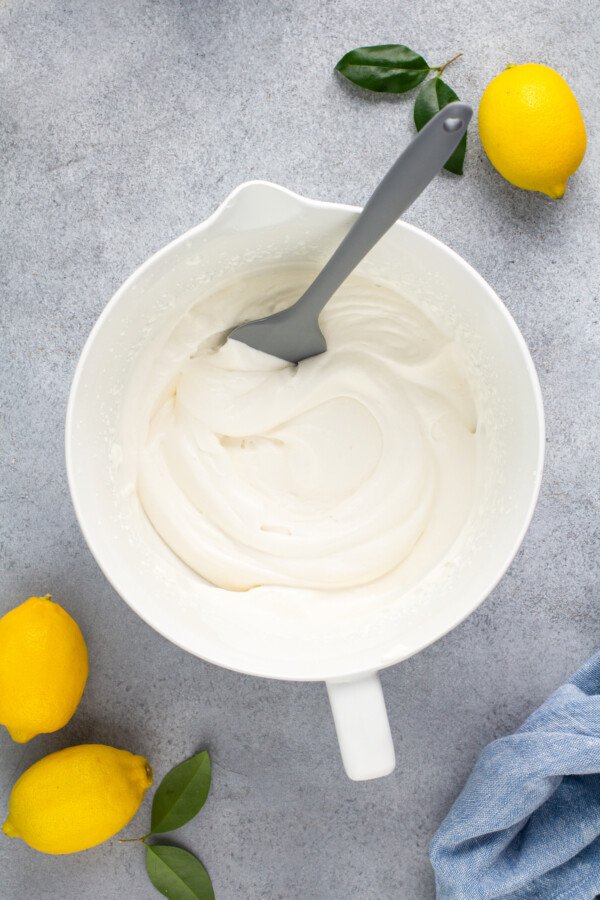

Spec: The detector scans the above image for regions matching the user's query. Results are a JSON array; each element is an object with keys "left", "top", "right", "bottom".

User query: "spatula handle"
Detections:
[{"left": 298, "top": 102, "right": 472, "bottom": 316}]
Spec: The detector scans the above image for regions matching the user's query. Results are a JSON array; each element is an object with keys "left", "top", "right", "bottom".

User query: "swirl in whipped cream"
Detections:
[{"left": 137, "top": 267, "right": 477, "bottom": 591}]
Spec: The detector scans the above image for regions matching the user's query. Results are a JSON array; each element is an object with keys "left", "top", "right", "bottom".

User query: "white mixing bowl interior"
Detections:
[{"left": 66, "top": 182, "right": 543, "bottom": 682}]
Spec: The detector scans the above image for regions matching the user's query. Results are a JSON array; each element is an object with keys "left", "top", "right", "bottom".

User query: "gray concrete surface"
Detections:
[{"left": 1, "top": 0, "right": 599, "bottom": 897}]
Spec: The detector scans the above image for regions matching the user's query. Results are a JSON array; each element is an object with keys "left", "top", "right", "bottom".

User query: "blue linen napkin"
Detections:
[{"left": 430, "top": 651, "right": 600, "bottom": 899}]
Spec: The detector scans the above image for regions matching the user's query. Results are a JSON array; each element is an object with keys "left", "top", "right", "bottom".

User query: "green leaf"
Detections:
[
  {"left": 335, "top": 44, "right": 431, "bottom": 93},
  {"left": 150, "top": 751, "right": 211, "bottom": 835},
  {"left": 146, "top": 845, "right": 215, "bottom": 900},
  {"left": 413, "top": 77, "right": 467, "bottom": 175}
]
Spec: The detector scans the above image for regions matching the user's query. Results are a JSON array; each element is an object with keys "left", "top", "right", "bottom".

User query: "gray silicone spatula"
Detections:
[{"left": 229, "top": 101, "right": 472, "bottom": 364}]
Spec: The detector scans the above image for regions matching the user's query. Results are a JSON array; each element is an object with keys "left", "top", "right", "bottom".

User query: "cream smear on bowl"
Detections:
[{"left": 131, "top": 266, "right": 478, "bottom": 593}]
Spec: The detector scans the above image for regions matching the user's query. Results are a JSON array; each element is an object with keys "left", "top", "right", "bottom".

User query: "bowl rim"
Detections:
[{"left": 65, "top": 180, "right": 546, "bottom": 682}]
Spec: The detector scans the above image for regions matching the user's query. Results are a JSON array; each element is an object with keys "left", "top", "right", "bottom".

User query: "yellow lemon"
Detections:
[
  {"left": 0, "top": 595, "right": 88, "bottom": 742},
  {"left": 2, "top": 744, "right": 152, "bottom": 854},
  {"left": 479, "top": 63, "right": 586, "bottom": 198}
]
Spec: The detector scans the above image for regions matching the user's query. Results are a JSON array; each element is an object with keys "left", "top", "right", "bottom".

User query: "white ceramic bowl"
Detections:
[{"left": 66, "top": 182, "right": 544, "bottom": 780}]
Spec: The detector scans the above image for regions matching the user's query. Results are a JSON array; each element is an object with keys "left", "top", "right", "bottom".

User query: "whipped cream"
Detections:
[{"left": 136, "top": 267, "right": 478, "bottom": 592}]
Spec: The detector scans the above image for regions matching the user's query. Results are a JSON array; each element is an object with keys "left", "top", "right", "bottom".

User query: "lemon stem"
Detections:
[
  {"left": 434, "top": 52, "right": 464, "bottom": 77},
  {"left": 119, "top": 833, "right": 150, "bottom": 844}
]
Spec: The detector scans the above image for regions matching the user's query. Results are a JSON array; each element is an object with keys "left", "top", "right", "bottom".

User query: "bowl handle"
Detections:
[{"left": 326, "top": 673, "right": 396, "bottom": 780}]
